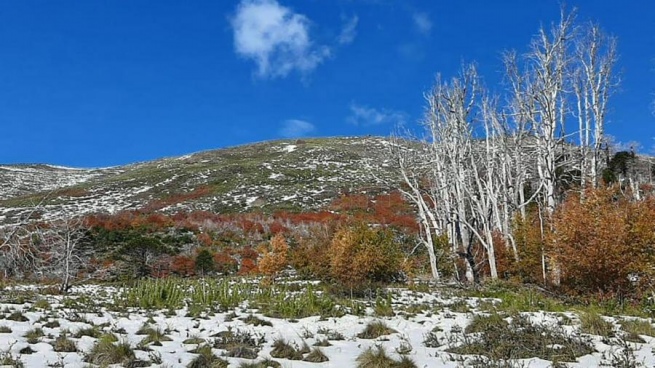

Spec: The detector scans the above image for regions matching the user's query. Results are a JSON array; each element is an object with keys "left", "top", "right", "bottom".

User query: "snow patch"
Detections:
[{"left": 282, "top": 144, "right": 297, "bottom": 153}]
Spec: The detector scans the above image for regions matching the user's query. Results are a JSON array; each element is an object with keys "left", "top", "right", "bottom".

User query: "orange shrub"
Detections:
[
  {"left": 213, "top": 249, "right": 238, "bottom": 274},
  {"left": 288, "top": 223, "right": 333, "bottom": 280},
  {"left": 170, "top": 255, "right": 195, "bottom": 277},
  {"left": 549, "top": 187, "right": 655, "bottom": 299},
  {"left": 258, "top": 233, "right": 289, "bottom": 278},
  {"left": 328, "top": 223, "right": 403, "bottom": 287}
]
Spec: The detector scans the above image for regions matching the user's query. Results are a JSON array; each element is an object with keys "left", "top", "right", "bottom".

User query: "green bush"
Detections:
[{"left": 195, "top": 249, "right": 215, "bottom": 275}]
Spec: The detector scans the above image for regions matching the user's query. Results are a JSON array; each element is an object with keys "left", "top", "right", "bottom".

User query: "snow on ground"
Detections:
[
  {"left": 0, "top": 284, "right": 653, "bottom": 368},
  {"left": 281, "top": 145, "right": 297, "bottom": 153}
]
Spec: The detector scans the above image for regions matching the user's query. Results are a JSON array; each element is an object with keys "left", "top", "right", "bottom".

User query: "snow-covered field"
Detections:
[{"left": 0, "top": 283, "right": 653, "bottom": 367}]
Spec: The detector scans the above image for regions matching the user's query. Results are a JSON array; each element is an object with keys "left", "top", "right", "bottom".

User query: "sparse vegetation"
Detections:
[
  {"left": 356, "top": 346, "right": 417, "bottom": 368},
  {"left": 238, "top": 359, "right": 281, "bottom": 368},
  {"left": 23, "top": 327, "right": 45, "bottom": 344},
  {"left": 357, "top": 320, "right": 397, "bottom": 339},
  {"left": 269, "top": 339, "right": 305, "bottom": 360},
  {"left": 447, "top": 313, "right": 594, "bottom": 361},
  {"left": 580, "top": 312, "right": 615, "bottom": 337},
  {"left": 213, "top": 328, "right": 264, "bottom": 359},
  {"left": 84, "top": 338, "right": 136, "bottom": 366},
  {"left": 187, "top": 344, "right": 229, "bottom": 368},
  {"left": 619, "top": 318, "right": 655, "bottom": 342},
  {"left": 303, "top": 347, "right": 329, "bottom": 362},
  {"left": 52, "top": 335, "right": 77, "bottom": 352}
]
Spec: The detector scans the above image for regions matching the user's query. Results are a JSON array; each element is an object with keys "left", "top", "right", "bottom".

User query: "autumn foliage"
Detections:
[
  {"left": 258, "top": 233, "right": 289, "bottom": 277},
  {"left": 548, "top": 187, "right": 655, "bottom": 299},
  {"left": 327, "top": 223, "right": 404, "bottom": 287}
]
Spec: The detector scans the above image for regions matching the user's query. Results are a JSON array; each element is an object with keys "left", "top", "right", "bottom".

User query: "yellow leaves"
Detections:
[
  {"left": 258, "top": 233, "right": 289, "bottom": 277},
  {"left": 327, "top": 223, "right": 403, "bottom": 287}
]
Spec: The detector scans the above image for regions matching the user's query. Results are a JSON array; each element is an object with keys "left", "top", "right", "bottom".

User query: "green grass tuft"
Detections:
[{"left": 579, "top": 311, "right": 615, "bottom": 337}]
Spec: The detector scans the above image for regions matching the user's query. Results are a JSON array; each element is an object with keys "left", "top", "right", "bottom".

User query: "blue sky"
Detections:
[{"left": 0, "top": 0, "right": 653, "bottom": 167}]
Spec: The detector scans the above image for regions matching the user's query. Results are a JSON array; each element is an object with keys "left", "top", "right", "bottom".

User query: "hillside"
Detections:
[{"left": 0, "top": 137, "right": 401, "bottom": 224}]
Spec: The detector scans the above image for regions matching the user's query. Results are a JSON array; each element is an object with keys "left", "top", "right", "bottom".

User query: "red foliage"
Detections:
[
  {"left": 330, "top": 194, "right": 371, "bottom": 213},
  {"left": 197, "top": 233, "right": 213, "bottom": 246},
  {"left": 238, "top": 258, "right": 258, "bottom": 275},
  {"left": 213, "top": 250, "right": 239, "bottom": 274},
  {"left": 269, "top": 221, "right": 288, "bottom": 235},
  {"left": 237, "top": 246, "right": 260, "bottom": 275},
  {"left": 275, "top": 211, "right": 340, "bottom": 225},
  {"left": 170, "top": 255, "right": 195, "bottom": 277}
]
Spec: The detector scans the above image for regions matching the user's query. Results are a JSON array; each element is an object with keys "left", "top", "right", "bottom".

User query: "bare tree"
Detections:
[
  {"left": 34, "top": 217, "right": 90, "bottom": 293},
  {"left": 573, "top": 23, "right": 618, "bottom": 188},
  {"left": 0, "top": 197, "right": 49, "bottom": 279},
  {"left": 393, "top": 8, "right": 621, "bottom": 284},
  {"left": 505, "top": 9, "right": 577, "bottom": 216},
  {"left": 394, "top": 65, "right": 505, "bottom": 282}
]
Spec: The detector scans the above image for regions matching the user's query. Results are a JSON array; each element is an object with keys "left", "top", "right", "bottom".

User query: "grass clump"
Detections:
[
  {"left": 619, "top": 319, "right": 655, "bottom": 337},
  {"left": 213, "top": 328, "right": 264, "bottom": 359},
  {"left": 183, "top": 336, "right": 206, "bottom": 345},
  {"left": 6, "top": 311, "right": 28, "bottom": 322},
  {"left": 303, "top": 347, "right": 329, "bottom": 362},
  {"left": 52, "top": 335, "right": 78, "bottom": 352},
  {"left": 74, "top": 326, "right": 102, "bottom": 338},
  {"left": 313, "top": 338, "right": 332, "bottom": 347},
  {"left": 316, "top": 327, "right": 344, "bottom": 340},
  {"left": 43, "top": 320, "right": 60, "bottom": 328},
  {"left": 84, "top": 338, "right": 136, "bottom": 366},
  {"left": 269, "top": 339, "right": 305, "bottom": 360},
  {"left": 141, "top": 329, "right": 173, "bottom": 346},
  {"left": 241, "top": 314, "right": 273, "bottom": 327},
  {"left": 374, "top": 294, "right": 395, "bottom": 317},
  {"left": 136, "top": 325, "right": 172, "bottom": 346},
  {"left": 355, "top": 346, "right": 417, "bottom": 368},
  {"left": 187, "top": 344, "right": 228, "bottom": 368},
  {"left": 238, "top": 359, "right": 281, "bottom": 368},
  {"left": 447, "top": 313, "right": 594, "bottom": 362},
  {"left": 23, "top": 327, "right": 45, "bottom": 344},
  {"left": 357, "top": 320, "right": 397, "bottom": 339},
  {"left": 579, "top": 311, "right": 615, "bottom": 337},
  {"left": 423, "top": 326, "right": 442, "bottom": 348},
  {"left": 447, "top": 300, "right": 471, "bottom": 313},
  {"left": 32, "top": 299, "right": 50, "bottom": 310},
  {"left": 0, "top": 351, "right": 24, "bottom": 368},
  {"left": 619, "top": 318, "right": 655, "bottom": 343},
  {"left": 465, "top": 313, "right": 508, "bottom": 334},
  {"left": 0, "top": 326, "right": 11, "bottom": 333}
]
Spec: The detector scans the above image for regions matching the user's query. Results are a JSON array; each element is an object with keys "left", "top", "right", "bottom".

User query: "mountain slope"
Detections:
[{"left": 0, "top": 137, "right": 400, "bottom": 224}]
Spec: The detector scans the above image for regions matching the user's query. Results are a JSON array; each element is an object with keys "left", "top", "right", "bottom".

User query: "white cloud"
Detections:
[
  {"left": 412, "top": 12, "right": 432, "bottom": 35},
  {"left": 347, "top": 103, "right": 407, "bottom": 126},
  {"left": 230, "top": 0, "right": 330, "bottom": 78},
  {"left": 279, "top": 119, "right": 316, "bottom": 137},
  {"left": 338, "top": 15, "right": 358, "bottom": 45}
]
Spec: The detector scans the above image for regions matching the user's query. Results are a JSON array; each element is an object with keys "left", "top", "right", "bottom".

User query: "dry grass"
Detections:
[
  {"left": 355, "top": 346, "right": 417, "bottom": 368},
  {"left": 357, "top": 320, "right": 397, "bottom": 339}
]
